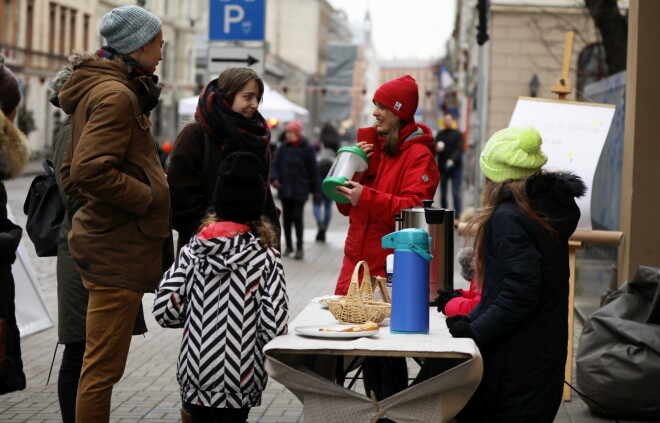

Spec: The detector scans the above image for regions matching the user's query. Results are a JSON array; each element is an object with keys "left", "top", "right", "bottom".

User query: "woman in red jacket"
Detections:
[
  {"left": 333, "top": 75, "right": 439, "bottom": 297},
  {"left": 333, "top": 75, "right": 439, "bottom": 405}
]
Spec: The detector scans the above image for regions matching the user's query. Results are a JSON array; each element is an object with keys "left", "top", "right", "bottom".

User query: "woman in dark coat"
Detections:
[
  {"left": 0, "top": 55, "right": 30, "bottom": 394},
  {"left": 167, "top": 67, "right": 280, "bottom": 252},
  {"left": 49, "top": 66, "right": 88, "bottom": 421},
  {"left": 270, "top": 120, "right": 320, "bottom": 259},
  {"left": 447, "top": 127, "right": 586, "bottom": 422}
]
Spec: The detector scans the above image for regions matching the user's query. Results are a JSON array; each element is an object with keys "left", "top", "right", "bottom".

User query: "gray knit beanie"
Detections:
[{"left": 100, "top": 6, "right": 162, "bottom": 54}]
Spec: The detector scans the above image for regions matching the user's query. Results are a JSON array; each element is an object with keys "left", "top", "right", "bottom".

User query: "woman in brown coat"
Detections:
[{"left": 167, "top": 67, "right": 281, "bottom": 251}]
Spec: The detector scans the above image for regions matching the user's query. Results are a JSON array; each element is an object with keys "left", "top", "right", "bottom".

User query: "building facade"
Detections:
[
  {"left": 2, "top": 0, "right": 199, "bottom": 155},
  {"left": 1, "top": 0, "right": 96, "bottom": 154},
  {"left": 446, "top": 0, "right": 628, "bottom": 207}
]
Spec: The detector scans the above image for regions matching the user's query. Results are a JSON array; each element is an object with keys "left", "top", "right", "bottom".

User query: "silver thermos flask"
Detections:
[{"left": 395, "top": 200, "right": 454, "bottom": 305}]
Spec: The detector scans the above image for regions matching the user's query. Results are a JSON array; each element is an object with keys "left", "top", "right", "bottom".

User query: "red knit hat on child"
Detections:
[
  {"left": 372, "top": 75, "right": 418, "bottom": 123},
  {"left": 285, "top": 120, "right": 303, "bottom": 137}
]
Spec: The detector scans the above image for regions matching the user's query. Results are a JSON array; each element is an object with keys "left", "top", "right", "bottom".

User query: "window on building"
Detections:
[
  {"left": 59, "top": 6, "right": 67, "bottom": 55},
  {"left": 26, "top": 0, "right": 34, "bottom": 50},
  {"left": 577, "top": 43, "right": 608, "bottom": 100},
  {"left": 70, "top": 9, "right": 76, "bottom": 53},
  {"left": 83, "top": 14, "right": 90, "bottom": 50},
  {"left": 2, "top": 0, "right": 13, "bottom": 45},
  {"left": 49, "top": 3, "right": 56, "bottom": 52},
  {"left": 161, "top": 42, "right": 169, "bottom": 80}
]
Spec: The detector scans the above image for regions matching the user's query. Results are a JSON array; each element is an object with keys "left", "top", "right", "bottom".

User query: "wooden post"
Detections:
[
  {"left": 551, "top": 30, "right": 576, "bottom": 400},
  {"left": 564, "top": 240, "right": 582, "bottom": 401}
]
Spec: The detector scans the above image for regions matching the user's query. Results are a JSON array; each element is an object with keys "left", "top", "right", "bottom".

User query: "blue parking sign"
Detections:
[{"left": 209, "top": 0, "right": 266, "bottom": 41}]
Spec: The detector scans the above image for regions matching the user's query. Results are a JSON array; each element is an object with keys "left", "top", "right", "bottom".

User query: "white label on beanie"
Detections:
[
  {"left": 422, "top": 174, "right": 429, "bottom": 182},
  {"left": 394, "top": 101, "right": 402, "bottom": 111}
]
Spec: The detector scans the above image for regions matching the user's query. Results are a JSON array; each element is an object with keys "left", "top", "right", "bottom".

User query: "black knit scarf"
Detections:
[
  {"left": 195, "top": 79, "right": 271, "bottom": 178},
  {"left": 96, "top": 46, "right": 161, "bottom": 113}
]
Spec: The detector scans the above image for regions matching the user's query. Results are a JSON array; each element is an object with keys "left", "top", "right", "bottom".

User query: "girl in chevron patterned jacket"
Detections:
[{"left": 153, "top": 152, "right": 289, "bottom": 423}]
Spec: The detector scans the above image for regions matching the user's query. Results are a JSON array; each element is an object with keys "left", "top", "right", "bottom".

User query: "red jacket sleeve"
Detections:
[
  {"left": 445, "top": 278, "right": 482, "bottom": 316},
  {"left": 444, "top": 294, "right": 482, "bottom": 317},
  {"left": 358, "top": 146, "right": 438, "bottom": 219}
]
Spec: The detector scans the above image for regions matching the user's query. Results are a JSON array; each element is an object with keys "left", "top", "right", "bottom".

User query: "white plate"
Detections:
[
  {"left": 294, "top": 325, "right": 380, "bottom": 339},
  {"left": 310, "top": 295, "right": 343, "bottom": 309}
]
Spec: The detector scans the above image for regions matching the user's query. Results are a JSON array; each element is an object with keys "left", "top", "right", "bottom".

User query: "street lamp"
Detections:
[{"left": 529, "top": 74, "right": 540, "bottom": 97}]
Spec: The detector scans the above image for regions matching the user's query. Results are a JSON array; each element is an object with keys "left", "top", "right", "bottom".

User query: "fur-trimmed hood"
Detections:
[
  {"left": 59, "top": 51, "right": 159, "bottom": 115},
  {"left": 0, "top": 108, "right": 30, "bottom": 181},
  {"left": 501, "top": 171, "right": 586, "bottom": 239},
  {"left": 58, "top": 52, "right": 133, "bottom": 116}
]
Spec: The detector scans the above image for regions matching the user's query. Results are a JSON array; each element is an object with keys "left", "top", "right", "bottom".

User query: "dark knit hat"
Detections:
[
  {"left": 0, "top": 56, "right": 21, "bottom": 116},
  {"left": 100, "top": 6, "right": 162, "bottom": 54},
  {"left": 213, "top": 152, "right": 266, "bottom": 222},
  {"left": 372, "top": 75, "right": 418, "bottom": 122}
]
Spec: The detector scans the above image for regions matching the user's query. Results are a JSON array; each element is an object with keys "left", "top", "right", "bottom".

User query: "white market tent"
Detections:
[{"left": 177, "top": 82, "right": 309, "bottom": 123}]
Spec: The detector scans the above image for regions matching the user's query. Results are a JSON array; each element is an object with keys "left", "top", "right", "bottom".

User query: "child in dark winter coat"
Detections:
[
  {"left": 436, "top": 247, "right": 481, "bottom": 317},
  {"left": 153, "top": 152, "right": 289, "bottom": 423},
  {"left": 447, "top": 127, "right": 585, "bottom": 422}
]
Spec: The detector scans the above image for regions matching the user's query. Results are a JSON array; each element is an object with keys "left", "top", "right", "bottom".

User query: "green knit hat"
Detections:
[{"left": 480, "top": 127, "right": 548, "bottom": 182}]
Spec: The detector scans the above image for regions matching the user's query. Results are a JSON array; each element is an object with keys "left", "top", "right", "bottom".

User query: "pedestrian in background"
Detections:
[
  {"left": 167, "top": 67, "right": 281, "bottom": 253},
  {"left": 313, "top": 123, "right": 340, "bottom": 242},
  {"left": 0, "top": 54, "right": 30, "bottom": 395},
  {"left": 333, "top": 75, "right": 439, "bottom": 405},
  {"left": 57, "top": 6, "right": 173, "bottom": 421},
  {"left": 435, "top": 112, "right": 464, "bottom": 221},
  {"left": 447, "top": 127, "right": 585, "bottom": 422},
  {"left": 153, "top": 152, "right": 288, "bottom": 423},
  {"left": 270, "top": 120, "right": 320, "bottom": 259}
]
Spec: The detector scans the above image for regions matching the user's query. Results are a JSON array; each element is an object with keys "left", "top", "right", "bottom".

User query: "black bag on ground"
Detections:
[
  {"left": 575, "top": 266, "right": 660, "bottom": 419},
  {"left": 23, "top": 159, "right": 65, "bottom": 257}
]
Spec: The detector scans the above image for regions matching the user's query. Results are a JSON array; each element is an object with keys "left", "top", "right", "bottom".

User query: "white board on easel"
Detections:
[{"left": 509, "top": 97, "right": 615, "bottom": 230}]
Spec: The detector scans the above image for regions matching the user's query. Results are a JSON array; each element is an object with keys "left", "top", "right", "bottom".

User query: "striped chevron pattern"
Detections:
[{"left": 153, "top": 229, "right": 288, "bottom": 408}]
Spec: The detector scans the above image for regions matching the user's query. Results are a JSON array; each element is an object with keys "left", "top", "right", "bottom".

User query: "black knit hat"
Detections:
[{"left": 213, "top": 152, "right": 266, "bottom": 222}]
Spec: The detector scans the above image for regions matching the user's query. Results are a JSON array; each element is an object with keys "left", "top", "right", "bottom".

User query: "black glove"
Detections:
[
  {"left": 448, "top": 320, "right": 474, "bottom": 339},
  {"left": 435, "top": 289, "right": 462, "bottom": 314},
  {"left": 0, "top": 232, "right": 18, "bottom": 267},
  {"left": 445, "top": 314, "right": 470, "bottom": 328}
]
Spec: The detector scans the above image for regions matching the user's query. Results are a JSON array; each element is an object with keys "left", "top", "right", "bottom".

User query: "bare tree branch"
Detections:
[{"left": 585, "top": 0, "right": 628, "bottom": 74}]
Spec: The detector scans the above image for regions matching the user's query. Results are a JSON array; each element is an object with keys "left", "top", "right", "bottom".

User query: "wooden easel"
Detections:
[
  {"left": 549, "top": 32, "right": 627, "bottom": 401},
  {"left": 549, "top": 30, "right": 586, "bottom": 402}
]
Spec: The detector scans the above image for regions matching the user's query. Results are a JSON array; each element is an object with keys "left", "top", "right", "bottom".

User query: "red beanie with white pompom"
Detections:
[{"left": 372, "top": 75, "right": 418, "bottom": 122}]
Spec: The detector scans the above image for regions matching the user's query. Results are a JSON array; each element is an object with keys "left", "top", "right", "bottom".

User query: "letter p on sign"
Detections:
[
  {"left": 209, "top": 0, "right": 264, "bottom": 41},
  {"left": 224, "top": 5, "right": 244, "bottom": 33}
]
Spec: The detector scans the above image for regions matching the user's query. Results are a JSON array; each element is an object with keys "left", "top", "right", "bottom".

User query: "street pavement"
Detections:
[{"left": 0, "top": 161, "right": 646, "bottom": 422}]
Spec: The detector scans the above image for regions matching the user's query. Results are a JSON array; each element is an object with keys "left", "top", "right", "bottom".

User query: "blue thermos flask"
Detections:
[{"left": 382, "top": 228, "right": 433, "bottom": 334}]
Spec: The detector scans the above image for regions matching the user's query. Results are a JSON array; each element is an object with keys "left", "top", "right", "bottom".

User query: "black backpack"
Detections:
[{"left": 23, "top": 159, "right": 65, "bottom": 257}]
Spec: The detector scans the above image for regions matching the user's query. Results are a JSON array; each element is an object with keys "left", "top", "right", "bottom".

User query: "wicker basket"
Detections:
[{"left": 327, "top": 261, "right": 391, "bottom": 324}]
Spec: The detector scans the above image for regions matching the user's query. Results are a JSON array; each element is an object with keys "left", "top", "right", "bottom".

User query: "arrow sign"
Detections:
[
  {"left": 208, "top": 45, "right": 265, "bottom": 75},
  {"left": 211, "top": 54, "right": 260, "bottom": 67}
]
